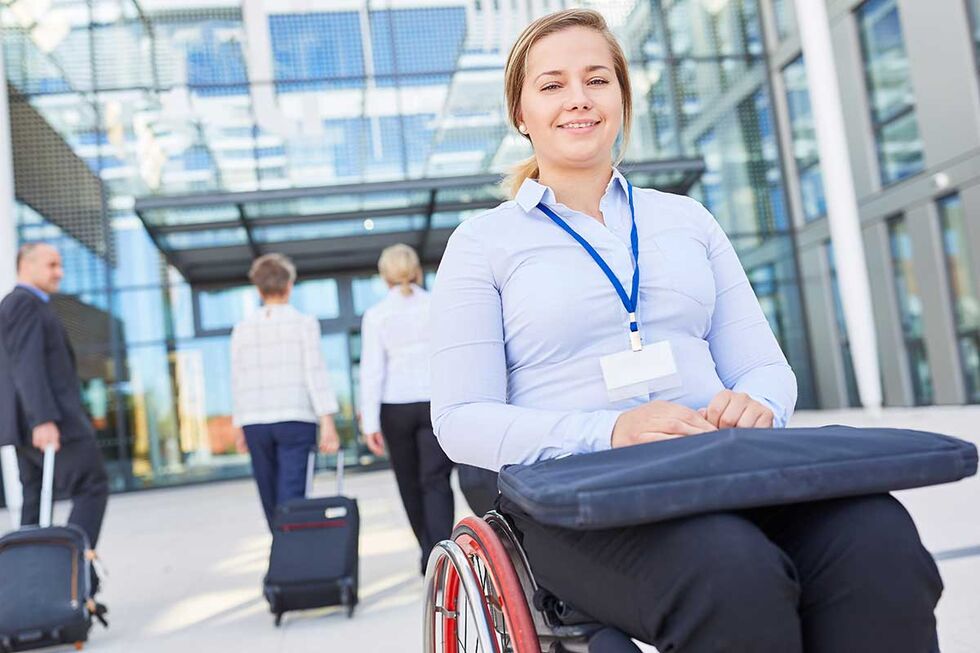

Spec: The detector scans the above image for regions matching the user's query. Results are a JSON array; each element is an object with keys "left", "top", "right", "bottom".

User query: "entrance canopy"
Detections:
[{"left": 134, "top": 158, "right": 704, "bottom": 285}]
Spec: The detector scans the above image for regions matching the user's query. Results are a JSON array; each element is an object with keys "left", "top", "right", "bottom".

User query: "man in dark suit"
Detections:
[{"left": 0, "top": 243, "right": 109, "bottom": 588}]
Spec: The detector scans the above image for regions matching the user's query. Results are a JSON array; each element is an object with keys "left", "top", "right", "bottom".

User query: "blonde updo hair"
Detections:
[
  {"left": 503, "top": 8, "right": 633, "bottom": 198},
  {"left": 378, "top": 244, "right": 422, "bottom": 296}
]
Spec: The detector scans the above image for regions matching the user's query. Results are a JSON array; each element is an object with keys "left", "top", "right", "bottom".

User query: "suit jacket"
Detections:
[{"left": 0, "top": 286, "right": 95, "bottom": 447}]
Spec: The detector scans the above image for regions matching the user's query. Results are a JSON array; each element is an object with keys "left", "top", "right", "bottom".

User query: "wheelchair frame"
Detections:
[{"left": 422, "top": 511, "right": 601, "bottom": 653}]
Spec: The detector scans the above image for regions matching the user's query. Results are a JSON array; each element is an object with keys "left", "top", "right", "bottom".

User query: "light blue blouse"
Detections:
[{"left": 430, "top": 169, "right": 797, "bottom": 471}]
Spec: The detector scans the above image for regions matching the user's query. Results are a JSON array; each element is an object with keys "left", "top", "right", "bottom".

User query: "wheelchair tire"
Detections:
[{"left": 442, "top": 516, "right": 539, "bottom": 653}]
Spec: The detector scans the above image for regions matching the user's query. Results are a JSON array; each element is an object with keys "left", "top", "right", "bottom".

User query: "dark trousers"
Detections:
[
  {"left": 17, "top": 437, "right": 109, "bottom": 548},
  {"left": 380, "top": 402, "right": 454, "bottom": 571},
  {"left": 503, "top": 494, "right": 943, "bottom": 653},
  {"left": 457, "top": 464, "right": 499, "bottom": 517},
  {"left": 243, "top": 421, "right": 316, "bottom": 532}
]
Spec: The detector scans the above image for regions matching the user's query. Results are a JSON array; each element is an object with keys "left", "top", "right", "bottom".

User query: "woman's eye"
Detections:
[
  {"left": 588, "top": 78, "right": 610, "bottom": 86},
  {"left": 541, "top": 83, "right": 560, "bottom": 91}
]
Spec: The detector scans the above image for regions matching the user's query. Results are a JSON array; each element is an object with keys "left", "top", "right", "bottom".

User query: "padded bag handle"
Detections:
[{"left": 39, "top": 444, "right": 55, "bottom": 527}]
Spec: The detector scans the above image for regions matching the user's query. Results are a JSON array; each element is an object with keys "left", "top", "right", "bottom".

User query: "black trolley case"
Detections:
[
  {"left": 0, "top": 446, "right": 104, "bottom": 651},
  {"left": 264, "top": 450, "right": 359, "bottom": 625}
]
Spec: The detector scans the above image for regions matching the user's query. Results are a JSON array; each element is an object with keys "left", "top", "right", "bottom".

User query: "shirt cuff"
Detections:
[
  {"left": 361, "top": 412, "right": 381, "bottom": 435},
  {"left": 563, "top": 410, "right": 621, "bottom": 456},
  {"left": 747, "top": 394, "right": 787, "bottom": 428}
]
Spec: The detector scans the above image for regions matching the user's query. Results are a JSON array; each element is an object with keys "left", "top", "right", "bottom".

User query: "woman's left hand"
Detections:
[
  {"left": 700, "top": 390, "right": 774, "bottom": 429},
  {"left": 319, "top": 416, "right": 341, "bottom": 454}
]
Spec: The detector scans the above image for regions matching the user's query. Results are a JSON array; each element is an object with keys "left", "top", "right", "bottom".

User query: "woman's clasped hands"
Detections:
[{"left": 611, "top": 389, "right": 774, "bottom": 449}]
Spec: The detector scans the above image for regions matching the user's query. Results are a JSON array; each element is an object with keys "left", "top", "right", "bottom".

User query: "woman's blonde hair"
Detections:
[
  {"left": 503, "top": 9, "right": 633, "bottom": 197},
  {"left": 378, "top": 244, "right": 423, "bottom": 296}
]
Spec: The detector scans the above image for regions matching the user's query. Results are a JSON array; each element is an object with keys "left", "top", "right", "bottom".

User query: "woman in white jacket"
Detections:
[{"left": 359, "top": 244, "right": 454, "bottom": 574}]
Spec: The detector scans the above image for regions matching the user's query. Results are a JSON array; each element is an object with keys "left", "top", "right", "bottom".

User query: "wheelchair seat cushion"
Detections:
[{"left": 497, "top": 425, "right": 978, "bottom": 530}]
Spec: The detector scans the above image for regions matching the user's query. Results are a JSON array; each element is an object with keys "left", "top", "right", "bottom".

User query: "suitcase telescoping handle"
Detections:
[
  {"left": 39, "top": 444, "right": 55, "bottom": 527},
  {"left": 305, "top": 449, "right": 346, "bottom": 498}
]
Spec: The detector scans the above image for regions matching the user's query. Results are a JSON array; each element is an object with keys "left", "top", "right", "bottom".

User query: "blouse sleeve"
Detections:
[
  {"left": 357, "top": 308, "right": 386, "bottom": 435},
  {"left": 700, "top": 204, "right": 798, "bottom": 427}
]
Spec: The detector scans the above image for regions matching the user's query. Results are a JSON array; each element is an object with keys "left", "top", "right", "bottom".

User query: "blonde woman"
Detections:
[
  {"left": 359, "top": 244, "right": 454, "bottom": 574},
  {"left": 231, "top": 253, "right": 341, "bottom": 532},
  {"left": 430, "top": 9, "right": 941, "bottom": 653}
]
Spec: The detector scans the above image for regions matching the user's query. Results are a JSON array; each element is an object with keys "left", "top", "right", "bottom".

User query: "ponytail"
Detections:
[{"left": 504, "top": 155, "right": 540, "bottom": 199}]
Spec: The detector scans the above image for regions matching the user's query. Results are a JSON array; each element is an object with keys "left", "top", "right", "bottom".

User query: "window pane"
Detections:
[
  {"left": 292, "top": 279, "right": 341, "bottom": 320},
  {"left": 877, "top": 110, "right": 925, "bottom": 184},
  {"left": 694, "top": 88, "right": 787, "bottom": 237},
  {"left": 352, "top": 275, "right": 388, "bottom": 316},
  {"left": 857, "top": 0, "right": 924, "bottom": 184},
  {"left": 197, "top": 285, "right": 259, "bottom": 332},
  {"left": 887, "top": 217, "right": 933, "bottom": 404},
  {"left": 826, "top": 242, "right": 862, "bottom": 407},
  {"left": 938, "top": 194, "right": 980, "bottom": 402},
  {"left": 783, "top": 57, "right": 826, "bottom": 221},
  {"left": 771, "top": 0, "right": 797, "bottom": 42}
]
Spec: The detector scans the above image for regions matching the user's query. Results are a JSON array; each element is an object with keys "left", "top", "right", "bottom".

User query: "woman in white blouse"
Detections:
[
  {"left": 430, "top": 9, "right": 941, "bottom": 653},
  {"left": 231, "top": 253, "right": 340, "bottom": 532},
  {"left": 359, "top": 244, "right": 454, "bottom": 574}
]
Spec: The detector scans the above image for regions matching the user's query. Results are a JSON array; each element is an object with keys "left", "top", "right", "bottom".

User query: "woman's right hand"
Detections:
[
  {"left": 611, "top": 400, "right": 717, "bottom": 448},
  {"left": 364, "top": 431, "right": 386, "bottom": 457}
]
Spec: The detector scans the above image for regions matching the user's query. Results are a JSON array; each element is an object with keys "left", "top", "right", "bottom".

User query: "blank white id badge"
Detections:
[{"left": 599, "top": 340, "right": 682, "bottom": 402}]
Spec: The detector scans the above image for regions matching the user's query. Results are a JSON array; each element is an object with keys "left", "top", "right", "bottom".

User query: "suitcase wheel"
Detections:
[
  {"left": 342, "top": 584, "right": 355, "bottom": 619},
  {"left": 274, "top": 612, "right": 283, "bottom": 627}
]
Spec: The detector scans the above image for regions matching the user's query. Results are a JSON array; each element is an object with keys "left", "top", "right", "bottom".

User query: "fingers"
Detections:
[
  {"left": 704, "top": 391, "right": 732, "bottom": 428},
  {"left": 658, "top": 402, "right": 716, "bottom": 432},
  {"left": 706, "top": 390, "right": 774, "bottom": 429},
  {"left": 735, "top": 404, "right": 764, "bottom": 428},
  {"left": 364, "top": 433, "right": 385, "bottom": 456}
]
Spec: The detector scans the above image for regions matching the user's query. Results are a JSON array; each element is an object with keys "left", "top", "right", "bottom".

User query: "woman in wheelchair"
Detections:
[{"left": 428, "top": 8, "right": 942, "bottom": 653}]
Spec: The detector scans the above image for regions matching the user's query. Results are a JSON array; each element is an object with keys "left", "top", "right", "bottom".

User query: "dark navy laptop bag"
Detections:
[{"left": 497, "top": 425, "right": 978, "bottom": 530}]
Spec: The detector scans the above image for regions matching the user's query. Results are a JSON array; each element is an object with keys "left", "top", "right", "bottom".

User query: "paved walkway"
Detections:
[{"left": 1, "top": 406, "right": 978, "bottom": 652}]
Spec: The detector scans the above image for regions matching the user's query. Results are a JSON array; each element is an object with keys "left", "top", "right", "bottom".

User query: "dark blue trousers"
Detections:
[{"left": 243, "top": 421, "right": 316, "bottom": 531}]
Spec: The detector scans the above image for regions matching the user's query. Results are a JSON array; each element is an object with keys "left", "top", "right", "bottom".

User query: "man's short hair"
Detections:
[
  {"left": 15, "top": 243, "right": 42, "bottom": 271},
  {"left": 248, "top": 253, "right": 296, "bottom": 297}
]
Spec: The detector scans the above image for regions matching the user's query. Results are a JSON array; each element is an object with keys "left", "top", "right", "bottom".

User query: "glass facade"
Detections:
[
  {"left": 825, "top": 242, "right": 862, "bottom": 408},
  {"left": 937, "top": 195, "right": 980, "bottom": 403},
  {"left": 3, "top": 0, "right": 820, "bottom": 490},
  {"left": 856, "top": 0, "right": 925, "bottom": 186},
  {"left": 783, "top": 57, "right": 826, "bottom": 221},
  {"left": 770, "top": 0, "right": 796, "bottom": 43},
  {"left": 887, "top": 216, "right": 933, "bottom": 405}
]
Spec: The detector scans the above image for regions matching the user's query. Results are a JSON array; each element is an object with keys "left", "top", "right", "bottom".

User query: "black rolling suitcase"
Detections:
[
  {"left": 0, "top": 446, "right": 104, "bottom": 652},
  {"left": 264, "top": 450, "right": 359, "bottom": 626}
]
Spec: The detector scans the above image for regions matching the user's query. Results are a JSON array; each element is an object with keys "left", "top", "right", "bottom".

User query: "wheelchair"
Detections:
[{"left": 422, "top": 511, "right": 605, "bottom": 653}]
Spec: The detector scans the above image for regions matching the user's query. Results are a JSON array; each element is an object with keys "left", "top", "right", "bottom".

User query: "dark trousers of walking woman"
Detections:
[
  {"left": 502, "top": 493, "right": 943, "bottom": 653},
  {"left": 244, "top": 421, "right": 316, "bottom": 531},
  {"left": 381, "top": 402, "right": 454, "bottom": 573}
]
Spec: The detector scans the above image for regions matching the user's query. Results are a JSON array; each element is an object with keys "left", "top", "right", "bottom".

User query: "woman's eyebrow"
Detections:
[{"left": 533, "top": 65, "right": 612, "bottom": 83}]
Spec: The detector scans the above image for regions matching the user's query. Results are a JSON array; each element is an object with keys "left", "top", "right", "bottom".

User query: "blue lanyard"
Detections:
[{"left": 536, "top": 181, "right": 642, "bottom": 350}]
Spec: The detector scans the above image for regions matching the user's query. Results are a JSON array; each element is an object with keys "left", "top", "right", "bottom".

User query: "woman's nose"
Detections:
[{"left": 563, "top": 83, "right": 593, "bottom": 111}]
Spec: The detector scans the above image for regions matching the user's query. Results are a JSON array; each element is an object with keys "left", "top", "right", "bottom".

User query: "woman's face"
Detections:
[{"left": 519, "top": 26, "right": 623, "bottom": 174}]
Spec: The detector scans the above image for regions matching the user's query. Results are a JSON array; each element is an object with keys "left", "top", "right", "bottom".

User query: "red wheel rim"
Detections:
[
  {"left": 451, "top": 516, "right": 539, "bottom": 653},
  {"left": 443, "top": 563, "right": 461, "bottom": 652}
]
